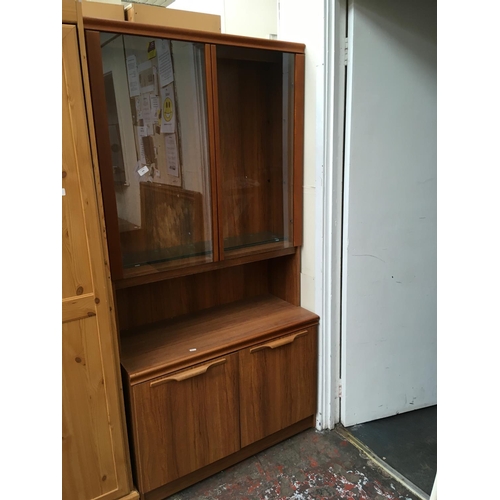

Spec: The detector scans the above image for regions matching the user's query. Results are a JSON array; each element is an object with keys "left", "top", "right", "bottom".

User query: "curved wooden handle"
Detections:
[
  {"left": 150, "top": 358, "right": 226, "bottom": 388},
  {"left": 250, "top": 330, "right": 308, "bottom": 354}
]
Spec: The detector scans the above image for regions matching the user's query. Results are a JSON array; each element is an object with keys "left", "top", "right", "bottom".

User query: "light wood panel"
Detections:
[
  {"left": 63, "top": 318, "right": 119, "bottom": 499},
  {"left": 62, "top": 293, "right": 97, "bottom": 323},
  {"left": 239, "top": 325, "right": 318, "bottom": 447},
  {"left": 62, "top": 77, "right": 93, "bottom": 299},
  {"left": 62, "top": 23, "right": 135, "bottom": 500},
  {"left": 82, "top": 1, "right": 125, "bottom": 21},
  {"left": 126, "top": 4, "right": 221, "bottom": 33},
  {"left": 63, "top": 0, "right": 77, "bottom": 23},
  {"left": 130, "top": 354, "right": 240, "bottom": 492}
]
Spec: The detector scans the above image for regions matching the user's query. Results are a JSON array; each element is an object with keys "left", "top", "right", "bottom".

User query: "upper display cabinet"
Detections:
[{"left": 85, "top": 20, "right": 305, "bottom": 286}]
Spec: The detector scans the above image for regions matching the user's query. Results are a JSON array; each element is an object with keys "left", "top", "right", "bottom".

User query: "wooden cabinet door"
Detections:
[
  {"left": 239, "top": 326, "right": 317, "bottom": 447},
  {"left": 62, "top": 24, "right": 133, "bottom": 500},
  {"left": 131, "top": 354, "right": 240, "bottom": 493}
]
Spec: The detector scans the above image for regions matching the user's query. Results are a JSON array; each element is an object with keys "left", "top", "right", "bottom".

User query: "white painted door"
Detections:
[{"left": 341, "top": 0, "right": 437, "bottom": 426}]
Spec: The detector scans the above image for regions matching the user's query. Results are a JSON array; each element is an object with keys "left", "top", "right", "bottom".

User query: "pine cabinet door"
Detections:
[
  {"left": 62, "top": 24, "right": 133, "bottom": 500},
  {"left": 239, "top": 326, "right": 317, "bottom": 447}
]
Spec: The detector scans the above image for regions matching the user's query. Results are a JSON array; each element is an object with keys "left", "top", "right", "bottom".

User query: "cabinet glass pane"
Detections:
[
  {"left": 216, "top": 46, "right": 295, "bottom": 256},
  {"left": 99, "top": 33, "right": 213, "bottom": 270}
]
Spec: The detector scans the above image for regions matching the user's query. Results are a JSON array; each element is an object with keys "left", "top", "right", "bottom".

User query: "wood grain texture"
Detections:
[
  {"left": 205, "top": 44, "right": 220, "bottom": 262},
  {"left": 239, "top": 325, "right": 318, "bottom": 447},
  {"left": 63, "top": 317, "right": 119, "bottom": 499},
  {"left": 85, "top": 29, "right": 124, "bottom": 280},
  {"left": 83, "top": 18, "right": 305, "bottom": 53},
  {"left": 269, "top": 249, "right": 301, "bottom": 305},
  {"left": 130, "top": 354, "right": 240, "bottom": 492},
  {"left": 62, "top": 28, "right": 93, "bottom": 300},
  {"left": 62, "top": 23, "right": 133, "bottom": 500},
  {"left": 293, "top": 53, "right": 305, "bottom": 246},
  {"left": 114, "top": 246, "right": 295, "bottom": 289},
  {"left": 120, "top": 294, "right": 319, "bottom": 384},
  {"left": 143, "top": 416, "right": 314, "bottom": 500},
  {"left": 62, "top": 293, "right": 97, "bottom": 323},
  {"left": 62, "top": 0, "right": 77, "bottom": 23},
  {"left": 115, "top": 260, "right": 270, "bottom": 330},
  {"left": 117, "top": 182, "right": 210, "bottom": 271},
  {"left": 216, "top": 50, "right": 285, "bottom": 252},
  {"left": 126, "top": 4, "right": 221, "bottom": 33},
  {"left": 82, "top": 1, "right": 125, "bottom": 21},
  {"left": 210, "top": 44, "right": 224, "bottom": 261}
]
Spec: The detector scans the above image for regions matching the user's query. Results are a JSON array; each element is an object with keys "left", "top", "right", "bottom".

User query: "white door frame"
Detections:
[{"left": 315, "top": 0, "right": 347, "bottom": 430}]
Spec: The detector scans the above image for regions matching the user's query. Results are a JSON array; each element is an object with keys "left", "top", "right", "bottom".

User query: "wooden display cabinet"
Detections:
[
  {"left": 82, "top": 15, "right": 316, "bottom": 500},
  {"left": 85, "top": 18, "right": 304, "bottom": 285}
]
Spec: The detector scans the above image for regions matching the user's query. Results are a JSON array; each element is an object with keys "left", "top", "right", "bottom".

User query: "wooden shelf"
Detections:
[{"left": 120, "top": 294, "right": 318, "bottom": 385}]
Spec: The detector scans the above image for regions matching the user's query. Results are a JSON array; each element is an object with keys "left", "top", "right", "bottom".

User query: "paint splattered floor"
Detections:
[{"left": 167, "top": 427, "right": 416, "bottom": 499}]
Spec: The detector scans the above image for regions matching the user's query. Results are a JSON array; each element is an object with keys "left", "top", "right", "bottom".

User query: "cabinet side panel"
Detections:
[{"left": 269, "top": 250, "right": 301, "bottom": 306}]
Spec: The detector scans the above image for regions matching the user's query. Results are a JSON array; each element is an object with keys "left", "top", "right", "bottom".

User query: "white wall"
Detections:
[
  {"left": 278, "top": 0, "right": 324, "bottom": 314},
  {"left": 279, "top": 0, "right": 331, "bottom": 429},
  {"left": 170, "top": 0, "right": 277, "bottom": 38}
]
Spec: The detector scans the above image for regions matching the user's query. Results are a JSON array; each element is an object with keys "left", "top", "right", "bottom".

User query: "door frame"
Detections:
[{"left": 314, "top": 0, "right": 347, "bottom": 430}]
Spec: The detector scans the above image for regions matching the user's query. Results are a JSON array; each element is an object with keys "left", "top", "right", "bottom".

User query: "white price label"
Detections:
[{"left": 138, "top": 165, "right": 149, "bottom": 177}]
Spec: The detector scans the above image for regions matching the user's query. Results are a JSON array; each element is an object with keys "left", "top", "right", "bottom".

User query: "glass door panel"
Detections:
[
  {"left": 216, "top": 46, "right": 295, "bottom": 257},
  {"left": 98, "top": 33, "right": 213, "bottom": 271}
]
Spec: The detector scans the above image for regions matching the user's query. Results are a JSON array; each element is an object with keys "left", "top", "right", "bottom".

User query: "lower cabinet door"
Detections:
[
  {"left": 239, "top": 326, "right": 317, "bottom": 447},
  {"left": 131, "top": 353, "right": 240, "bottom": 493}
]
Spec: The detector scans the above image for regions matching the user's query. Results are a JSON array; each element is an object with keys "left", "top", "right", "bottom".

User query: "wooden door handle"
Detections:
[
  {"left": 250, "top": 330, "right": 308, "bottom": 354},
  {"left": 149, "top": 359, "right": 226, "bottom": 388}
]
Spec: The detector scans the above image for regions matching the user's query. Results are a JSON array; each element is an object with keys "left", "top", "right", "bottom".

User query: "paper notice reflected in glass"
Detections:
[
  {"left": 126, "top": 55, "right": 140, "bottom": 97},
  {"left": 165, "top": 134, "right": 180, "bottom": 178},
  {"left": 138, "top": 61, "right": 155, "bottom": 94},
  {"left": 157, "top": 39, "right": 174, "bottom": 88},
  {"left": 136, "top": 127, "right": 147, "bottom": 164},
  {"left": 160, "top": 83, "right": 176, "bottom": 134},
  {"left": 140, "top": 94, "right": 153, "bottom": 134},
  {"left": 150, "top": 95, "right": 160, "bottom": 124}
]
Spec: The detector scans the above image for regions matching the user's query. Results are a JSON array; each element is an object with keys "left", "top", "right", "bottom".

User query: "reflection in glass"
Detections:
[
  {"left": 216, "top": 46, "right": 295, "bottom": 256},
  {"left": 99, "top": 33, "right": 212, "bottom": 270}
]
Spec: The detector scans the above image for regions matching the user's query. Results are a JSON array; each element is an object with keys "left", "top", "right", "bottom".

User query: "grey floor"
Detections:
[{"left": 347, "top": 406, "right": 437, "bottom": 495}]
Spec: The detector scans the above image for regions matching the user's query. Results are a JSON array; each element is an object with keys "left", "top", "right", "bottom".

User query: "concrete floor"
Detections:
[
  {"left": 167, "top": 427, "right": 418, "bottom": 499},
  {"left": 348, "top": 406, "right": 437, "bottom": 495}
]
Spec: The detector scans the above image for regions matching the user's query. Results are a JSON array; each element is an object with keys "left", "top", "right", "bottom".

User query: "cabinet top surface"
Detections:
[
  {"left": 83, "top": 17, "right": 306, "bottom": 53},
  {"left": 121, "top": 295, "right": 318, "bottom": 384}
]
